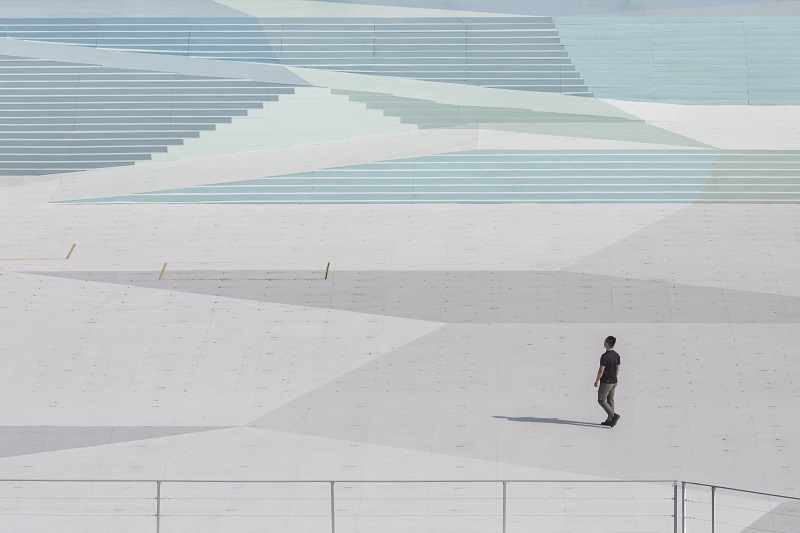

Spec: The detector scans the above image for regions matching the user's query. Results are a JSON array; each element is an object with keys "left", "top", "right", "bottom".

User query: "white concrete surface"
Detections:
[{"left": 2, "top": 175, "right": 800, "bottom": 531}]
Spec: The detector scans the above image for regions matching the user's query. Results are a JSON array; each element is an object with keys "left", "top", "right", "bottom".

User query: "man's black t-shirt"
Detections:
[{"left": 600, "top": 350, "right": 620, "bottom": 383}]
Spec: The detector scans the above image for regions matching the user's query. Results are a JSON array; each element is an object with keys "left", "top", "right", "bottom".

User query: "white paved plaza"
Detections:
[
  {"left": 2, "top": 0, "right": 800, "bottom": 531},
  {"left": 2, "top": 180, "right": 800, "bottom": 530}
]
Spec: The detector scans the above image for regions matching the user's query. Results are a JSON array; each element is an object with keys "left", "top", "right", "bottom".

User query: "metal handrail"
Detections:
[
  {"left": 682, "top": 481, "right": 800, "bottom": 533},
  {"left": 0, "top": 478, "right": 680, "bottom": 483},
  {"left": 1, "top": 478, "right": 797, "bottom": 533},
  {"left": 682, "top": 481, "right": 800, "bottom": 502},
  {"left": 0, "top": 478, "right": 679, "bottom": 533}
]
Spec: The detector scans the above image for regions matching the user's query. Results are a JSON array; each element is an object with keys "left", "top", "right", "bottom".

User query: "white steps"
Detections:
[{"left": 147, "top": 87, "right": 416, "bottom": 162}]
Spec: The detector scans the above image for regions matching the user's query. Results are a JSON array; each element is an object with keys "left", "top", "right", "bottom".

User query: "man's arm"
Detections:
[
  {"left": 594, "top": 366, "right": 604, "bottom": 387},
  {"left": 616, "top": 365, "right": 620, "bottom": 378}
]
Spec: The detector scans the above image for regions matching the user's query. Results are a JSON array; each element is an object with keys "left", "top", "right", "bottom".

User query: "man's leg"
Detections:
[
  {"left": 598, "top": 383, "right": 615, "bottom": 421},
  {"left": 608, "top": 383, "right": 620, "bottom": 427},
  {"left": 607, "top": 383, "right": 617, "bottom": 414}
]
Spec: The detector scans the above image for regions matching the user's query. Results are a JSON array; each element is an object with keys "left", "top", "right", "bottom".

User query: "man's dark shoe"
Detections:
[
  {"left": 600, "top": 420, "right": 612, "bottom": 426},
  {"left": 610, "top": 414, "right": 620, "bottom": 428}
]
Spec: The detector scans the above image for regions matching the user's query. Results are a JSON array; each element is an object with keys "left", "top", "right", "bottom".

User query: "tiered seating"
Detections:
[
  {"left": 556, "top": 18, "right": 800, "bottom": 104},
  {"left": 707, "top": 151, "right": 800, "bottom": 200},
  {"left": 330, "top": 89, "right": 620, "bottom": 128},
  {"left": 78, "top": 149, "right": 800, "bottom": 203},
  {"left": 2, "top": 17, "right": 591, "bottom": 94},
  {"left": 70, "top": 150, "right": 742, "bottom": 203},
  {"left": 146, "top": 87, "right": 415, "bottom": 161},
  {"left": 0, "top": 55, "right": 294, "bottom": 175},
  {"left": 3, "top": 18, "right": 279, "bottom": 61}
]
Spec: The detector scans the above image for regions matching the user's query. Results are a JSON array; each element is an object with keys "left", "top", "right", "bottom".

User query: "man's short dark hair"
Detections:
[{"left": 605, "top": 336, "right": 616, "bottom": 348}]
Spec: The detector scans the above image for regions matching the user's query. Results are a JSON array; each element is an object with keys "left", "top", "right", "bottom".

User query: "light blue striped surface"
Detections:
[
  {"left": 0, "top": 55, "right": 296, "bottom": 175},
  {"left": 556, "top": 17, "right": 800, "bottom": 104},
  {"left": 7, "top": 17, "right": 800, "bottom": 103},
  {"left": 1, "top": 17, "right": 590, "bottom": 95},
  {"left": 64, "top": 150, "right": 729, "bottom": 204}
]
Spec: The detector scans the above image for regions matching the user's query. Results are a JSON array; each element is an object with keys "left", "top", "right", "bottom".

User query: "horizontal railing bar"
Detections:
[
  {"left": 711, "top": 519, "right": 798, "bottom": 533},
  {"left": 684, "top": 482, "right": 800, "bottom": 501},
  {"left": 129, "top": 191, "right": 800, "bottom": 196},
  {"left": 154, "top": 513, "right": 677, "bottom": 518},
  {"left": 0, "top": 496, "right": 675, "bottom": 501},
  {"left": 0, "top": 496, "right": 156, "bottom": 499},
  {"left": 60, "top": 199, "right": 800, "bottom": 204},
  {"left": 3, "top": 479, "right": 796, "bottom": 502},
  {"left": 158, "top": 496, "right": 676, "bottom": 501},
  {"left": 0, "top": 514, "right": 157, "bottom": 517},
  {"left": 0, "top": 479, "right": 678, "bottom": 483},
  {"left": 714, "top": 503, "right": 800, "bottom": 518}
]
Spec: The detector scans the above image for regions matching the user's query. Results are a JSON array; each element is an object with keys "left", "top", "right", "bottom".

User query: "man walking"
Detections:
[{"left": 594, "top": 336, "right": 621, "bottom": 427}]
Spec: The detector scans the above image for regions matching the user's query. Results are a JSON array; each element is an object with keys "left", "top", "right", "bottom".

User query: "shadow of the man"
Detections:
[{"left": 493, "top": 416, "right": 602, "bottom": 428}]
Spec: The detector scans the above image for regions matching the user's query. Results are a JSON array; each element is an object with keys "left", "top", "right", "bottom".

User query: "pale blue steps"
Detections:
[
  {"left": 1, "top": 17, "right": 590, "bottom": 95},
  {"left": 0, "top": 55, "right": 297, "bottom": 175},
  {"left": 66, "top": 150, "right": 800, "bottom": 204},
  {"left": 556, "top": 17, "right": 800, "bottom": 104}
]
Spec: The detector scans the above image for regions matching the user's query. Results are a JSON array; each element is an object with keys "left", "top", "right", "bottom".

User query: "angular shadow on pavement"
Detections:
[{"left": 494, "top": 416, "right": 603, "bottom": 428}]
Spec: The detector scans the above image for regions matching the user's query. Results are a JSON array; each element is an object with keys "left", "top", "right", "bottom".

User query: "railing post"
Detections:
[
  {"left": 156, "top": 481, "right": 161, "bottom": 533},
  {"left": 502, "top": 481, "right": 507, "bottom": 533},
  {"left": 711, "top": 486, "right": 716, "bottom": 533},
  {"left": 673, "top": 482, "right": 678, "bottom": 533},
  {"left": 681, "top": 482, "right": 686, "bottom": 533},
  {"left": 330, "top": 481, "right": 335, "bottom": 533}
]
